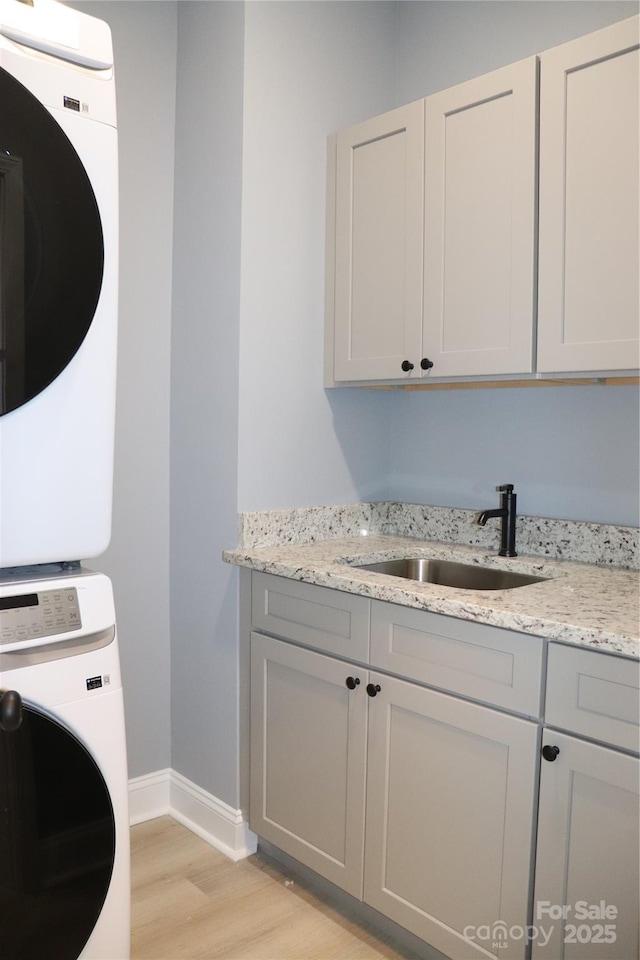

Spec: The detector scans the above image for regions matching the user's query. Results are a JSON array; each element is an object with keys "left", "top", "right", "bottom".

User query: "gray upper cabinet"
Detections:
[
  {"left": 326, "top": 16, "right": 639, "bottom": 386},
  {"left": 330, "top": 60, "right": 537, "bottom": 384},
  {"left": 332, "top": 101, "right": 425, "bottom": 382},
  {"left": 537, "top": 16, "right": 640, "bottom": 374},
  {"left": 422, "top": 57, "right": 537, "bottom": 378}
]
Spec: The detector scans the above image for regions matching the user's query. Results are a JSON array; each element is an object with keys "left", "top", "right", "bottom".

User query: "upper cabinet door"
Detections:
[
  {"left": 423, "top": 58, "right": 538, "bottom": 377},
  {"left": 537, "top": 16, "right": 640, "bottom": 374},
  {"left": 334, "top": 101, "right": 424, "bottom": 382}
]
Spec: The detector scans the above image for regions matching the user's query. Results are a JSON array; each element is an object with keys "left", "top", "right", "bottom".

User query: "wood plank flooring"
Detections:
[{"left": 131, "top": 817, "right": 420, "bottom": 960}]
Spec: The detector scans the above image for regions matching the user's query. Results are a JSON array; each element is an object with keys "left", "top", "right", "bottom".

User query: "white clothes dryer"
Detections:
[
  {"left": 0, "top": 0, "right": 118, "bottom": 568},
  {"left": 0, "top": 568, "right": 130, "bottom": 960}
]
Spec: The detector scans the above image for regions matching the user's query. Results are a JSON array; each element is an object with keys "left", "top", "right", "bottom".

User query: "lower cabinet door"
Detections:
[
  {"left": 363, "top": 673, "right": 539, "bottom": 960},
  {"left": 532, "top": 730, "right": 639, "bottom": 960},
  {"left": 250, "top": 632, "right": 367, "bottom": 897}
]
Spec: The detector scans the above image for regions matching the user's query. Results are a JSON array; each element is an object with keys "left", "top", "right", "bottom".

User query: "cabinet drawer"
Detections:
[
  {"left": 370, "top": 601, "right": 544, "bottom": 716},
  {"left": 251, "top": 572, "right": 370, "bottom": 661},
  {"left": 545, "top": 643, "right": 640, "bottom": 753}
]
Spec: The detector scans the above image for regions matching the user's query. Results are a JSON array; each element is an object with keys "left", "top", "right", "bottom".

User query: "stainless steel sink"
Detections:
[{"left": 354, "top": 557, "right": 547, "bottom": 590}]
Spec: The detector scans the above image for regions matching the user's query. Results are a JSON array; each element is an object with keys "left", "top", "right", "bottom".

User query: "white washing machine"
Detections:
[
  {"left": 0, "top": 0, "right": 118, "bottom": 567},
  {"left": 0, "top": 567, "right": 130, "bottom": 960}
]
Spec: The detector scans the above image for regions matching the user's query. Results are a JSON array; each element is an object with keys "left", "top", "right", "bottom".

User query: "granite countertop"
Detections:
[{"left": 224, "top": 535, "right": 640, "bottom": 659}]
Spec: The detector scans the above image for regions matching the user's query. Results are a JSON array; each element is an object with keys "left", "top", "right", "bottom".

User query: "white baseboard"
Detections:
[
  {"left": 128, "top": 768, "right": 257, "bottom": 862},
  {"left": 129, "top": 768, "right": 171, "bottom": 824}
]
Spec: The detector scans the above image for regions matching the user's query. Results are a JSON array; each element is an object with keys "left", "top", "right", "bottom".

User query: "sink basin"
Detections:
[{"left": 354, "top": 557, "right": 547, "bottom": 591}]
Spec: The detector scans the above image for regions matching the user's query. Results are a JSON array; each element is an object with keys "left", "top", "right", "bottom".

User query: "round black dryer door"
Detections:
[
  {"left": 0, "top": 66, "right": 104, "bottom": 416},
  {"left": 0, "top": 705, "right": 116, "bottom": 960}
]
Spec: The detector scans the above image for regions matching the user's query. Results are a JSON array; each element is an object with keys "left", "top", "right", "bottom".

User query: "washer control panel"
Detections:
[{"left": 0, "top": 588, "right": 81, "bottom": 645}]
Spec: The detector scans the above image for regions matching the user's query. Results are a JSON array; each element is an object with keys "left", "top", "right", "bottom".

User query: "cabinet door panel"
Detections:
[
  {"left": 364, "top": 673, "right": 538, "bottom": 960},
  {"left": 252, "top": 571, "right": 370, "bottom": 661},
  {"left": 537, "top": 17, "right": 640, "bottom": 373},
  {"left": 250, "top": 633, "right": 367, "bottom": 897},
  {"left": 370, "top": 600, "right": 544, "bottom": 717},
  {"left": 533, "top": 731, "right": 639, "bottom": 959},
  {"left": 423, "top": 58, "right": 537, "bottom": 376},
  {"left": 545, "top": 643, "right": 640, "bottom": 752},
  {"left": 334, "top": 101, "right": 424, "bottom": 381}
]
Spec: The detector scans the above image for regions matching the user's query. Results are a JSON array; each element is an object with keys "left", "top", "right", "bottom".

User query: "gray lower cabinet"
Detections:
[
  {"left": 369, "top": 599, "right": 544, "bottom": 717},
  {"left": 532, "top": 643, "right": 640, "bottom": 960},
  {"left": 363, "top": 672, "right": 539, "bottom": 960},
  {"left": 533, "top": 731, "right": 639, "bottom": 960},
  {"left": 250, "top": 593, "right": 540, "bottom": 960},
  {"left": 250, "top": 632, "right": 368, "bottom": 898},
  {"left": 249, "top": 575, "right": 639, "bottom": 960}
]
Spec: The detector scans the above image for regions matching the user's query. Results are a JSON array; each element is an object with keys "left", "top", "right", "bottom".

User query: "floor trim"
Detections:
[{"left": 128, "top": 769, "right": 257, "bottom": 862}]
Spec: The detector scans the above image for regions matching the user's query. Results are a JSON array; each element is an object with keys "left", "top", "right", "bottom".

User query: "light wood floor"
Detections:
[{"left": 131, "top": 817, "right": 421, "bottom": 960}]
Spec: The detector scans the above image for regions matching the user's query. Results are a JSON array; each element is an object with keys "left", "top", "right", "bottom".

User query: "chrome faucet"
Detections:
[{"left": 476, "top": 484, "right": 518, "bottom": 557}]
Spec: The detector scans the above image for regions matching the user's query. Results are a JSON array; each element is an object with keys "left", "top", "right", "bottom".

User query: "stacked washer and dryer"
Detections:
[{"left": 0, "top": 1, "right": 129, "bottom": 958}]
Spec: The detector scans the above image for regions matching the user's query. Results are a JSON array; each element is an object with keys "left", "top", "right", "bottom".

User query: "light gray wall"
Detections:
[
  {"left": 394, "top": 0, "right": 640, "bottom": 102},
  {"left": 237, "top": 0, "right": 397, "bottom": 512},
  {"left": 388, "top": 0, "right": 640, "bottom": 527},
  {"left": 169, "top": 1, "right": 400, "bottom": 805},
  {"left": 69, "top": 0, "right": 177, "bottom": 778},
  {"left": 387, "top": 386, "right": 640, "bottom": 525},
  {"left": 169, "top": 0, "right": 245, "bottom": 802}
]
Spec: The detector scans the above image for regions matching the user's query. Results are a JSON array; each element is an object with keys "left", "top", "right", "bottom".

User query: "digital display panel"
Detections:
[{"left": 0, "top": 593, "right": 38, "bottom": 611}]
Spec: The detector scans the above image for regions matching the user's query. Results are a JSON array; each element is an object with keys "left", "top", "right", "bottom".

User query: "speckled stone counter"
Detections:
[
  {"left": 237, "top": 502, "right": 639, "bottom": 569},
  {"left": 224, "top": 529, "right": 640, "bottom": 659}
]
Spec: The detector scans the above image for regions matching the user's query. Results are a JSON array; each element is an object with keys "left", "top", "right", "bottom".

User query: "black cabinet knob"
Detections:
[
  {"left": 420, "top": 357, "right": 434, "bottom": 370},
  {"left": 542, "top": 744, "right": 560, "bottom": 762},
  {"left": 345, "top": 676, "right": 360, "bottom": 690},
  {"left": 0, "top": 690, "right": 23, "bottom": 733},
  {"left": 366, "top": 683, "right": 381, "bottom": 698},
  {"left": 401, "top": 360, "right": 414, "bottom": 372}
]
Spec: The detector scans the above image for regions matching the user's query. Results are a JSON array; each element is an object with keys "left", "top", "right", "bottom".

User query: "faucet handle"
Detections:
[{"left": 497, "top": 483, "right": 514, "bottom": 494}]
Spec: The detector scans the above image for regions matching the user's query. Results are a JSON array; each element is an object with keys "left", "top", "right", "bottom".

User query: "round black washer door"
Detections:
[
  {"left": 0, "top": 65, "right": 104, "bottom": 416},
  {"left": 0, "top": 705, "right": 116, "bottom": 960}
]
